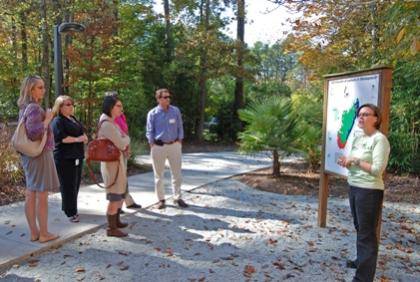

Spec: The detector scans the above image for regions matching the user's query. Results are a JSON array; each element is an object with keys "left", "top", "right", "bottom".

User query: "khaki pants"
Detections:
[
  {"left": 151, "top": 142, "right": 182, "bottom": 201},
  {"left": 122, "top": 157, "right": 135, "bottom": 206}
]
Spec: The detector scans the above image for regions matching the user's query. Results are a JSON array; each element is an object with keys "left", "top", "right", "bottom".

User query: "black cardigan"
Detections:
[{"left": 51, "top": 114, "right": 84, "bottom": 160}]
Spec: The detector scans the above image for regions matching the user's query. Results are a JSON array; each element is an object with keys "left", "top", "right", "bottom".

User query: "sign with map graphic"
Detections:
[{"left": 324, "top": 74, "right": 380, "bottom": 176}]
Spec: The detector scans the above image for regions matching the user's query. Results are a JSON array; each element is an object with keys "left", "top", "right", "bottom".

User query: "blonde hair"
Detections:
[
  {"left": 17, "top": 75, "right": 44, "bottom": 108},
  {"left": 52, "top": 95, "right": 74, "bottom": 117}
]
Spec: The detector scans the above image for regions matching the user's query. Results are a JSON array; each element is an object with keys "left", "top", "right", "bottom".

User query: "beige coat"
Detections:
[{"left": 98, "top": 114, "right": 130, "bottom": 195}]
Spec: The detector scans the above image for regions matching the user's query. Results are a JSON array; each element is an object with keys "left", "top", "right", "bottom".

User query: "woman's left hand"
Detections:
[{"left": 123, "top": 146, "right": 131, "bottom": 158}]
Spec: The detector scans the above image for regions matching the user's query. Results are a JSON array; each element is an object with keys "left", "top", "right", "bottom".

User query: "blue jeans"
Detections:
[{"left": 349, "top": 185, "right": 384, "bottom": 282}]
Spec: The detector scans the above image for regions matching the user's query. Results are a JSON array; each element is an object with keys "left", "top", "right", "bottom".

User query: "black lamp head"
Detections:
[{"left": 59, "top": 22, "right": 85, "bottom": 33}]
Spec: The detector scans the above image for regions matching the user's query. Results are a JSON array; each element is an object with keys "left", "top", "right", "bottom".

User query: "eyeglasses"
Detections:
[
  {"left": 115, "top": 104, "right": 123, "bottom": 108},
  {"left": 357, "top": 113, "right": 375, "bottom": 118},
  {"left": 161, "top": 96, "right": 171, "bottom": 100}
]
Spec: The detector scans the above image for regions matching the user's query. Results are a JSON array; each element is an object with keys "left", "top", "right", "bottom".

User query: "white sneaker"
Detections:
[{"left": 68, "top": 214, "right": 80, "bottom": 223}]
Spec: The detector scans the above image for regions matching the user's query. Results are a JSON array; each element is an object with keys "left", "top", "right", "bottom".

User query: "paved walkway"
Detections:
[{"left": 0, "top": 151, "right": 271, "bottom": 272}]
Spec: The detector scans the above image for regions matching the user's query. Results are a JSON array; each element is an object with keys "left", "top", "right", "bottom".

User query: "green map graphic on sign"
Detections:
[{"left": 337, "top": 98, "right": 359, "bottom": 149}]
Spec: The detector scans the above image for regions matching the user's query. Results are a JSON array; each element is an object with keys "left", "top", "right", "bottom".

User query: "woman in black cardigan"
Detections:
[{"left": 51, "top": 96, "right": 88, "bottom": 222}]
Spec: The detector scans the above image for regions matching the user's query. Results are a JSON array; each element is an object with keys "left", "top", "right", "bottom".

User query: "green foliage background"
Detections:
[{"left": 0, "top": 0, "right": 418, "bottom": 175}]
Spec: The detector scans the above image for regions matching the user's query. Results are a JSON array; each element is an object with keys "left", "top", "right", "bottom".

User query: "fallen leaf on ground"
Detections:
[
  {"left": 120, "top": 265, "right": 129, "bottom": 271},
  {"left": 273, "top": 261, "right": 285, "bottom": 270},
  {"left": 267, "top": 238, "right": 278, "bottom": 245},
  {"left": 243, "top": 264, "right": 256, "bottom": 278},
  {"left": 75, "top": 267, "right": 85, "bottom": 273},
  {"left": 27, "top": 259, "right": 39, "bottom": 267}
]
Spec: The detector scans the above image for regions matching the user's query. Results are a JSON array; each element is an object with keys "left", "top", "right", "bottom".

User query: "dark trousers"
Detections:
[
  {"left": 55, "top": 158, "right": 83, "bottom": 217},
  {"left": 349, "top": 185, "right": 384, "bottom": 282}
]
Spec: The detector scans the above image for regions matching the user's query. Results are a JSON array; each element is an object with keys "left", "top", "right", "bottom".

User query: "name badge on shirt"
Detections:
[
  {"left": 169, "top": 118, "right": 176, "bottom": 124},
  {"left": 75, "top": 159, "right": 79, "bottom": 166}
]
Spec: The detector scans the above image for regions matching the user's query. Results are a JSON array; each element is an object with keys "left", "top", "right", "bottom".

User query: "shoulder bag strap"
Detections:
[{"left": 86, "top": 158, "right": 120, "bottom": 189}]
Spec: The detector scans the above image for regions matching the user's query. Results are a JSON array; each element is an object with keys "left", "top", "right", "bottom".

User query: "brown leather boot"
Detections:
[
  {"left": 117, "top": 209, "right": 128, "bottom": 228},
  {"left": 106, "top": 214, "right": 128, "bottom": 237}
]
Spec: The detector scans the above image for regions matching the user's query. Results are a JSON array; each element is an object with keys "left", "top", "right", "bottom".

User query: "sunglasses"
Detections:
[
  {"left": 161, "top": 96, "right": 171, "bottom": 100},
  {"left": 63, "top": 102, "right": 73, "bottom": 107}
]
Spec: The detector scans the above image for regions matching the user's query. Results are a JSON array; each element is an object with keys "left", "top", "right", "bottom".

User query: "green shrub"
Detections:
[
  {"left": 0, "top": 124, "right": 24, "bottom": 185},
  {"left": 291, "top": 85, "right": 323, "bottom": 171},
  {"left": 388, "top": 59, "right": 420, "bottom": 174}
]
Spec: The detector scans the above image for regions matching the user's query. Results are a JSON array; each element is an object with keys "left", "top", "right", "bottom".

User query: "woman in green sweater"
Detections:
[{"left": 338, "top": 104, "right": 390, "bottom": 282}]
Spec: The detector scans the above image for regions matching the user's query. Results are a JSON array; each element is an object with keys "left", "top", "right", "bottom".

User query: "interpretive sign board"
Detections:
[{"left": 324, "top": 74, "right": 380, "bottom": 176}]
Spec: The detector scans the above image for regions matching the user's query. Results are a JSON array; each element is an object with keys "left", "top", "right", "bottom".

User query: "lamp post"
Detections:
[{"left": 54, "top": 22, "right": 85, "bottom": 97}]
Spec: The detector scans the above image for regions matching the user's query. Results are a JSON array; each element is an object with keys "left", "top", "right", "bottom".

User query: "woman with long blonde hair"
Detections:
[
  {"left": 17, "top": 75, "right": 59, "bottom": 243},
  {"left": 51, "top": 95, "right": 87, "bottom": 223}
]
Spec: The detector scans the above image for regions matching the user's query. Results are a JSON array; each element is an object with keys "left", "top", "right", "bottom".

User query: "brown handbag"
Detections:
[{"left": 86, "top": 120, "right": 121, "bottom": 188}]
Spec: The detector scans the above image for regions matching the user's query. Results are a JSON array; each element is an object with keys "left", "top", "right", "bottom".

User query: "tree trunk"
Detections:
[
  {"left": 112, "top": 0, "right": 119, "bottom": 36},
  {"left": 11, "top": 17, "right": 19, "bottom": 87},
  {"left": 369, "top": 1, "right": 379, "bottom": 65},
  {"left": 40, "top": 0, "right": 51, "bottom": 107},
  {"left": 163, "top": 0, "right": 173, "bottom": 62},
  {"left": 19, "top": 11, "right": 28, "bottom": 73},
  {"left": 272, "top": 149, "right": 280, "bottom": 177},
  {"left": 11, "top": 17, "right": 18, "bottom": 62},
  {"left": 233, "top": 0, "right": 245, "bottom": 130},
  {"left": 196, "top": 0, "right": 210, "bottom": 142}
]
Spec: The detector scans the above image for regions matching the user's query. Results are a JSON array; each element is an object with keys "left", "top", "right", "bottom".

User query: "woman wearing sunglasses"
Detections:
[
  {"left": 338, "top": 103, "right": 390, "bottom": 282},
  {"left": 51, "top": 96, "right": 88, "bottom": 223}
]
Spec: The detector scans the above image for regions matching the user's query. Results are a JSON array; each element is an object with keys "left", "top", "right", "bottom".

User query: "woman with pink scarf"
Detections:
[{"left": 107, "top": 91, "right": 142, "bottom": 211}]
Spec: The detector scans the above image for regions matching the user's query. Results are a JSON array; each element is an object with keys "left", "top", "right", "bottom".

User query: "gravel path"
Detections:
[{"left": 1, "top": 179, "right": 418, "bottom": 282}]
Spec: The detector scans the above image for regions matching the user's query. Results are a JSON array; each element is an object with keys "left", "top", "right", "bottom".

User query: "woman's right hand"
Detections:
[
  {"left": 44, "top": 108, "right": 53, "bottom": 124},
  {"left": 337, "top": 156, "right": 347, "bottom": 167}
]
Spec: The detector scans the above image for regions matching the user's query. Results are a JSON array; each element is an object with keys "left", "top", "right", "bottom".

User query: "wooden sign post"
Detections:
[{"left": 318, "top": 66, "right": 392, "bottom": 228}]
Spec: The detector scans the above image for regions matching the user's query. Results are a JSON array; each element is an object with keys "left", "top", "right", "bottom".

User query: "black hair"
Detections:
[{"left": 102, "top": 95, "right": 119, "bottom": 117}]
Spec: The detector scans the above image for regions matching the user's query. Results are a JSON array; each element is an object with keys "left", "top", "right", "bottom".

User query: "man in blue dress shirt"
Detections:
[{"left": 146, "top": 89, "right": 188, "bottom": 209}]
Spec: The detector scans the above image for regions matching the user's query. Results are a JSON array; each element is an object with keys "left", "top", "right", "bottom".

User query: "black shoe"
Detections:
[
  {"left": 126, "top": 203, "right": 142, "bottom": 209},
  {"left": 119, "top": 209, "right": 126, "bottom": 214},
  {"left": 175, "top": 199, "right": 188, "bottom": 208},
  {"left": 157, "top": 200, "right": 166, "bottom": 209},
  {"left": 346, "top": 259, "right": 357, "bottom": 269}
]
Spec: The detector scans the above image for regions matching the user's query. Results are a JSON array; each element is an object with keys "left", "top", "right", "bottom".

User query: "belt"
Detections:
[{"left": 154, "top": 139, "right": 178, "bottom": 146}]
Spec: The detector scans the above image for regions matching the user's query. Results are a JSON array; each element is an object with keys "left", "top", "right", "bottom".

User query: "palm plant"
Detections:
[
  {"left": 238, "top": 96, "right": 298, "bottom": 177},
  {"left": 291, "top": 89, "right": 323, "bottom": 171}
]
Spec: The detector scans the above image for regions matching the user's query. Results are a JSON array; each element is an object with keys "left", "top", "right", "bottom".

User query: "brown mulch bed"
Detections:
[
  {"left": 0, "top": 184, "right": 26, "bottom": 206},
  {"left": 235, "top": 160, "right": 419, "bottom": 204}
]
